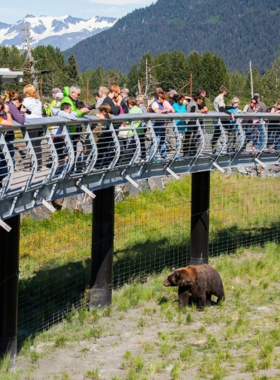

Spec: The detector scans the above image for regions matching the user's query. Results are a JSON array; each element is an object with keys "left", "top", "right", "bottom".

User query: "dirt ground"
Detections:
[{"left": 16, "top": 303, "right": 280, "bottom": 380}]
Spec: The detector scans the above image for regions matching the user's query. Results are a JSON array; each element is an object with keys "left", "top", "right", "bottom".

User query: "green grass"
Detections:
[
  {"left": 19, "top": 172, "right": 280, "bottom": 278},
  {"left": 0, "top": 356, "right": 20, "bottom": 380},
  {"left": 4, "top": 242, "right": 280, "bottom": 378},
  {"left": 7, "top": 171, "right": 280, "bottom": 377}
]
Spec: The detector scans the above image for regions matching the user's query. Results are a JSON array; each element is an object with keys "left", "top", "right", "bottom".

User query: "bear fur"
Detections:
[{"left": 163, "top": 264, "right": 225, "bottom": 310}]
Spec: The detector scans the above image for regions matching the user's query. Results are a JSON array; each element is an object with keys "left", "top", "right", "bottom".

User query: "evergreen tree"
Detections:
[
  {"left": 0, "top": 46, "right": 25, "bottom": 92},
  {"left": 200, "top": 52, "right": 229, "bottom": 98},
  {"left": 151, "top": 52, "right": 172, "bottom": 91},
  {"left": 212, "top": 54, "right": 229, "bottom": 96},
  {"left": 168, "top": 50, "right": 189, "bottom": 91},
  {"left": 261, "top": 57, "right": 280, "bottom": 106},
  {"left": 103, "top": 69, "right": 119, "bottom": 88},
  {"left": 67, "top": 53, "right": 79, "bottom": 84},
  {"left": 186, "top": 51, "right": 203, "bottom": 95},
  {"left": 127, "top": 63, "right": 140, "bottom": 96},
  {"left": 229, "top": 70, "right": 246, "bottom": 99}
]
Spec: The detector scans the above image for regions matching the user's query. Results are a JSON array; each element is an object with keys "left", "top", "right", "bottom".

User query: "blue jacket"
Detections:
[
  {"left": 173, "top": 102, "right": 188, "bottom": 130},
  {"left": 227, "top": 104, "right": 239, "bottom": 124}
]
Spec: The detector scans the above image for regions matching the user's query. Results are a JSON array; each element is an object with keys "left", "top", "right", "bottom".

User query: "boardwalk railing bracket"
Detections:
[
  {"left": 79, "top": 184, "right": 96, "bottom": 199},
  {"left": 125, "top": 175, "right": 139, "bottom": 189},
  {"left": 0, "top": 219, "right": 12, "bottom": 232},
  {"left": 166, "top": 167, "right": 180, "bottom": 180},
  {"left": 254, "top": 158, "right": 266, "bottom": 168},
  {"left": 33, "top": 192, "right": 56, "bottom": 213},
  {"left": 212, "top": 162, "right": 225, "bottom": 173}
]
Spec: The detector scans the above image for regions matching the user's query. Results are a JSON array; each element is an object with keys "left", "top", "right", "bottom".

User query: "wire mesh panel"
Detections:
[
  {"left": 18, "top": 211, "right": 92, "bottom": 338},
  {"left": 16, "top": 171, "right": 280, "bottom": 342},
  {"left": 209, "top": 172, "right": 280, "bottom": 257},
  {"left": 1, "top": 113, "right": 280, "bottom": 343},
  {"left": 240, "top": 118, "right": 267, "bottom": 155},
  {"left": 266, "top": 118, "right": 280, "bottom": 153}
]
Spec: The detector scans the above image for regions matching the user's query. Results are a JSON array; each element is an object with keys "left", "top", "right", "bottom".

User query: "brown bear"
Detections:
[{"left": 163, "top": 264, "right": 225, "bottom": 310}]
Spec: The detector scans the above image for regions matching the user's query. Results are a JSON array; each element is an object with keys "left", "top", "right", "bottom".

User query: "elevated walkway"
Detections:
[{"left": 0, "top": 112, "right": 279, "bottom": 223}]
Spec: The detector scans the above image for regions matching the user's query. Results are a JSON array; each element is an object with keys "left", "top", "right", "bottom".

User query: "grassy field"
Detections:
[
  {"left": 2, "top": 242, "right": 280, "bottom": 379},
  {"left": 2, "top": 171, "right": 280, "bottom": 378},
  {"left": 15, "top": 172, "right": 280, "bottom": 339},
  {"left": 19, "top": 172, "right": 280, "bottom": 276}
]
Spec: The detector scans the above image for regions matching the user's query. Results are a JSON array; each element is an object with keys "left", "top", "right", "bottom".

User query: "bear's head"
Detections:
[{"left": 163, "top": 267, "right": 194, "bottom": 287}]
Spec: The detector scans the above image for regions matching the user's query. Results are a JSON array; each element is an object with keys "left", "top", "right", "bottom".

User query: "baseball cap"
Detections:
[
  {"left": 254, "top": 93, "right": 260, "bottom": 98},
  {"left": 51, "top": 88, "right": 61, "bottom": 94},
  {"left": 168, "top": 90, "right": 177, "bottom": 95},
  {"left": 55, "top": 92, "right": 64, "bottom": 99}
]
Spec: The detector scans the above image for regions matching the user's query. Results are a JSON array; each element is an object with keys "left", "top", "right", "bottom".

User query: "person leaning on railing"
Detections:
[
  {"left": 0, "top": 98, "right": 13, "bottom": 188},
  {"left": 173, "top": 94, "right": 188, "bottom": 158},
  {"left": 149, "top": 91, "right": 169, "bottom": 162},
  {"left": 127, "top": 98, "right": 146, "bottom": 162},
  {"left": 5, "top": 91, "right": 26, "bottom": 164},
  {"left": 268, "top": 99, "right": 280, "bottom": 152},
  {"left": 43, "top": 87, "right": 62, "bottom": 116},
  {"left": 94, "top": 103, "right": 113, "bottom": 169},
  {"left": 22, "top": 84, "right": 44, "bottom": 169}
]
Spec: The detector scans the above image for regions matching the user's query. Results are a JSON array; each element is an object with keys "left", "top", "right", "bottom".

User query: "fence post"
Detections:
[
  {"left": 90, "top": 187, "right": 114, "bottom": 309},
  {"left": 0, "top": 215, "right": 20, "bottom": 366},
  {"left": 190, "top": 171, "right": 210, "bottom": 265}
]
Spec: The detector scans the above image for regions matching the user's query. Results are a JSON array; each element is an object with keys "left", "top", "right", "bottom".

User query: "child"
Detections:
[
  {"left": 94, "top": 103, "right": 112, "bottom": 169},
  {"left": 226, "top": 97, "right": 241, "bottom": 153},
  {"left": 96, "top": 103, "right": 112, "bottom": 120},
  {"left": 127, "top": 98, "right": 146, "bottom": 161},
  {"left": 52, "top": 103, "right": 78, "bottom": 174}
]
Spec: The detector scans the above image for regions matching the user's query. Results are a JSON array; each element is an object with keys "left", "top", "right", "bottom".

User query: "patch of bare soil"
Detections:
[{"left": 16, "top": 302, "right": 280, "bottom": 380}]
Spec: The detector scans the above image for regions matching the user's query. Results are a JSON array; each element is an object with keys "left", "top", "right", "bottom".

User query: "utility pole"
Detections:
[
  {"left": 40, "top": 76, "right": 42, "bottom": 102},
  {"left": 24, "top": 26, "right": 38, "bottom": 90},
  {"left": 87, "top": 77, "right": 89, "bottom": 105},
  {"left": 145, "top": 59, "right": 149, "bottom": 96},
  {"left": 249, "top": 60, "right": 254, "bottom": 98}
]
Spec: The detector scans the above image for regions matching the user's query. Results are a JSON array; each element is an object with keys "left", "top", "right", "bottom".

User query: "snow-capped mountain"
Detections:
[{"left": 0, "top": 14, "right": 117, "bottom": 51}]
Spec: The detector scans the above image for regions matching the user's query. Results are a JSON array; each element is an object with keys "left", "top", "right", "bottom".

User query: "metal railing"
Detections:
[{"left": 0, "top": 112, "right": 279, "bottom": 225}]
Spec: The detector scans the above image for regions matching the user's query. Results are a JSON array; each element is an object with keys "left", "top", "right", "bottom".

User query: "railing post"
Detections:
[
  {"left": 190, "top": 171, "right": 210, "bottom": 265},
  {"left": 90, "top": 187, "right": 114, "bottom": 309},
  {"left": 0, "top": 215, "right": 20, "bottom": 366}
]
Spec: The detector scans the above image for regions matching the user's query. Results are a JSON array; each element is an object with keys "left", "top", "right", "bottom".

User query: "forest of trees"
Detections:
[
  {"left": 64, "top": 0, "right": 280, "bottom": 73},
  {"left": 1, "top": 44, "right": 280, "bottom": 107}
]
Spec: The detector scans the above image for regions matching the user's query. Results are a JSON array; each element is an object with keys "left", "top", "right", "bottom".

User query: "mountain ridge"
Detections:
[
  {"left": 64, "top": 0, "right": 280, "bottom": 73},
  {"left": 0, "top": 14, "right": 117, "bottom": 51}
]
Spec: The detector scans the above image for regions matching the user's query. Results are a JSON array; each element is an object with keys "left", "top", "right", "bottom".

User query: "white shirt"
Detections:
[
  {"left": 22, "top": 97, "right": 42, "bottom": 118},
  {"left": 213, "top": 94, "right": 225, "bottom": 113},
  {"left": 96, "top": 96, "right": 106, "bottom": 108}
]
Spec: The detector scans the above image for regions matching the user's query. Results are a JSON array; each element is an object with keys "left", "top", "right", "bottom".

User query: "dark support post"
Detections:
[
  {"left": 90, "top": 186, "right": 114, "bottom": 309},
  {"left": 0, "top": 215, "right": 20, "bottom": 365},
  {"left": 190, "top": 171, "right": 210, "bottom": 265}
]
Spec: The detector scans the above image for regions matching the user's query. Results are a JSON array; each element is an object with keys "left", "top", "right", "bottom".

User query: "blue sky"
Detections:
[{"left": 2, "top": 0, "right": 155, "bottom": 24}]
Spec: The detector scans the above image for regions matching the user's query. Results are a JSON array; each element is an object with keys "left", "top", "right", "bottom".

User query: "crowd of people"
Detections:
[{"left": 0, "top": 82, "right": 280, "bottom": 180}]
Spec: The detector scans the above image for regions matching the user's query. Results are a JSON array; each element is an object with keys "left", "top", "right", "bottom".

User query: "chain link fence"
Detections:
[{"left": 18, "top": 171, "right": 280, "bottom": 342}]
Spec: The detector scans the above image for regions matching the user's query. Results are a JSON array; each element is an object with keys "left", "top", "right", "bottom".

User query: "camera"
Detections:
[
  {"left": 88, "top": 104, "right": 96, "bottom": 110},
  {"left": 21, "top": 105, "right": 32, "bottom": 115}
]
